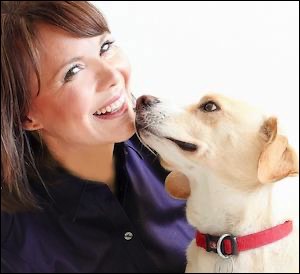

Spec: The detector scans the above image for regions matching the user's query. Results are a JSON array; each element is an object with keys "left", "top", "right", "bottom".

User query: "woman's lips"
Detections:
[
  {"left": 93, "top": 101, "right": 128, "bottom": 120},
  {"left": 93, "top": 93, "right": 125, "bottom": 115},
  {"left": 99, "top": 94, "right": 123, "bottom": 110}
]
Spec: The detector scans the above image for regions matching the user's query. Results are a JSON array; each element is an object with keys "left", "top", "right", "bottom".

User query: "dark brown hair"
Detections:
[{"left": 1, "top": 1, "right": 109, "bottom": 213}]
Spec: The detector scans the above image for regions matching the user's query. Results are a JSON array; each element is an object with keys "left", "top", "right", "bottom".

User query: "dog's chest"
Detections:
[{"left": 185, "top": 231, "right": 299, "bottom": 273}]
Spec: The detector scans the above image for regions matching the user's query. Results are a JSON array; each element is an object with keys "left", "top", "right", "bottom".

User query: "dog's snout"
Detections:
[{"left": 136, "top": 95, "right": 160, "bottom": 110}]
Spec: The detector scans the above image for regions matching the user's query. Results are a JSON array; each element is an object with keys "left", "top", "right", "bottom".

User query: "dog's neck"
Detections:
[{"left": 185, "top": 169, "right": 296, "bottom": 237}]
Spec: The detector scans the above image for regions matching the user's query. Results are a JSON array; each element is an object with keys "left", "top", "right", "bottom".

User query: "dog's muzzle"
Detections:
[
  {"left": 136, "top": 95, "right": 160, "bottom": 110},
  {"left": 135, "top": 96, "right": 198, "bottom": 152},
  {"left": 135, "top": 95, "right": 161, "bottom": 132}
]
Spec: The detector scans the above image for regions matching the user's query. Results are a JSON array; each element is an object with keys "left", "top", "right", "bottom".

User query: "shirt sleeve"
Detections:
[
  {"left": 1, "top": 253, "right": 14, "bottom": 273},
  {"left": 1, "top": 213, "right": 14, "bottom": 273},
  {"left": 1, "top": 213, "right": 14, "bottom": 245},
  {"left": 1, "top": 248, "right": 35, "bottom": 273},
  {"left": 1, "top": 213, "right": 36, "bottom": 273}
]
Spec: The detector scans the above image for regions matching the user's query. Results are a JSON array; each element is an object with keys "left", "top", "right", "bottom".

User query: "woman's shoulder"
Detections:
[
  {"left": 1, "top": 209, "right": 42, "bottom": 246},
  {"left": 1, "top": 210, "right": 46, "bottom": 273},
  {"left": 1, "top": 212, "right": 15, "bottom": 245}
]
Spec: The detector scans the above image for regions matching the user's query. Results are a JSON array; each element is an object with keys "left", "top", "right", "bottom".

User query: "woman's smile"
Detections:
[{"left": 93, "top": 93, "right": 129, "bottom": 120}]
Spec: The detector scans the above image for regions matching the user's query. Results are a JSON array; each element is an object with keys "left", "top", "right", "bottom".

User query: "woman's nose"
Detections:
[{"left": 96, "top": 61, "right": 120, "bottom": 91}]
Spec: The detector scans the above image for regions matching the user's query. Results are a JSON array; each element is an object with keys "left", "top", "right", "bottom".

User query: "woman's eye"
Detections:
[
  {"left": 200, "top": 101, "right": 220, "bottom": 112},
  {"left": 100, "top": 40, "right": 114, "bottom": 56},
  {"left": 64, "top": 64, "right": 83, "bottom": 82}
]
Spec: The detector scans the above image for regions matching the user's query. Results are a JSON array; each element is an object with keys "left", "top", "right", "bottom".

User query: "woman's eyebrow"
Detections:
[
  {"left": 49, "top": 56, "right": 84, "bottom": 83},
  {"left": 51, "top": 34, "right": 109, "bottom": 81},
  {"left": 55, "top": 56, "right": 84, "bottom": 77}
]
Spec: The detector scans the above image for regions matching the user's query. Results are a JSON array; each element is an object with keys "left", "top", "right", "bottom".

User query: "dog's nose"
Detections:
[{"left": 136, "top": 95, "right": 160, "bottom": 110}]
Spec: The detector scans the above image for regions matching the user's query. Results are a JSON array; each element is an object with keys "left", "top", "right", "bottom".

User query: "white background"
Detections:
[{"left": 92, "top": 1, "right": 299, "bottom": 151}]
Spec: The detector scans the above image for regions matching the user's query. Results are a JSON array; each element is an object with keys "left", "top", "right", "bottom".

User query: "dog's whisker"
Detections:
[
  {"left": 135, "top": 131, "right": 157, "bottom": 157},
  {"left": 140, "top": 120, "right": 161, "bottom": 131},
  {"left": 151, "top": 154, "right": 160, "bottom": 165}
]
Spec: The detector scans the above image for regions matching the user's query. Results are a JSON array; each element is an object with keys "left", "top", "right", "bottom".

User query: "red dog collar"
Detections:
[{"left": 196, "top": 221, "right": 293, "bottom": 258}]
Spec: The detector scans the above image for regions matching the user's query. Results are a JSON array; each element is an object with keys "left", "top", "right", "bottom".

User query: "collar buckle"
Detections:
[
  {"left": 217, "top": 234, "right": 238, "bottom": 258},
  {"left": 205, "top": 233, "right": 238, "bottom": 258}
]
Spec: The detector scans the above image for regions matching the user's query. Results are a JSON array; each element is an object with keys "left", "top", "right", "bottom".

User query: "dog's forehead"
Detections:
[
  {"left": 196, "top": 93, "right": 261, "bottom": 113},
  {"left": 182, "top": 93, "right": 266, "bottom": 130}
]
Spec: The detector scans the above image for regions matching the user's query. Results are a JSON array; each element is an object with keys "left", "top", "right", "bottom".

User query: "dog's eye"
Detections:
[{"left": 200, "top": 101, "right": 220, "bottom": 112}]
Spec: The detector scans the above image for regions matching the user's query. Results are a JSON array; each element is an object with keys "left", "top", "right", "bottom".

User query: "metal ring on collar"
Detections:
[{"left": 217, "top": 233, "right": 231, "bottom": 259}]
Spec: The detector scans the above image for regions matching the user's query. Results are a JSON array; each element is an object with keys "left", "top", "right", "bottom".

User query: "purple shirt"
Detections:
[{"left": 1, "top": 135, "right": 194, "bottom": 273}]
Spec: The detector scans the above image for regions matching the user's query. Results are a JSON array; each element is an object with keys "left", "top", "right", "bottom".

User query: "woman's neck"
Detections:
[{"left": 42, "top": 136, "right": 116, "bottom": 192}]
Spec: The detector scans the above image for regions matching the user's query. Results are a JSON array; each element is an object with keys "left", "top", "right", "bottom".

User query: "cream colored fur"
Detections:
[{"left": 136, "top": 94, "right": 299, "bottom": 273}]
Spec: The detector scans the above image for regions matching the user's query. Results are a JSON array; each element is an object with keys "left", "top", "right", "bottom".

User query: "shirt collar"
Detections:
[
  {"left": 122, "top": 134, "right": 144, "bottom": 160},
  {"left": 32, "top": 135, "right": 144, "bottom": 221}
]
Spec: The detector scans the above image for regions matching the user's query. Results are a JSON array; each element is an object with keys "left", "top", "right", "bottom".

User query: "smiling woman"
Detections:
[
  {"left": 1, "top": 1, "right": 194, "bottom": 273},
  {"left": 1, "top": 0, "right": 113, "bottom": 211}
]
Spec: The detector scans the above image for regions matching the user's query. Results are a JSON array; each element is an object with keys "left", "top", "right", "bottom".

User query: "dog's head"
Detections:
[{"left": 135, "top": 94, "right": 298, "bottom": 195}]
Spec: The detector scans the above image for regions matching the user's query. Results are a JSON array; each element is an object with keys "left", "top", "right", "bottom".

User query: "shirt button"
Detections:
[{"left": 124, "top": 231, "right": 133, "bottom": 241}]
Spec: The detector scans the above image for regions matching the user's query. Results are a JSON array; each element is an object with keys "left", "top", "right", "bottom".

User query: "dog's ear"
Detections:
[
  {"left": 258, "top": 117, "right": 299, "bottom": 184},
  {"left": 165, "top": 171, "right": 190, "bottom": 200}
]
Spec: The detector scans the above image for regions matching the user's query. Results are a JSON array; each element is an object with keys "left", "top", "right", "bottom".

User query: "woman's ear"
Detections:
[
  {"left": 165, "top": 171, "right": 190, "bottom": 200},
  {"left": 22, "top": 116, "right": 43, "bottom": 131},
  {"left": 258, "top": 117, "right": 299, "bottom": 184}
]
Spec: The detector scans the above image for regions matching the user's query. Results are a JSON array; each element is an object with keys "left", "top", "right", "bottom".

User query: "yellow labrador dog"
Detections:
[{"left": 135, "top": 94, "right": 299, "bottom": 273}]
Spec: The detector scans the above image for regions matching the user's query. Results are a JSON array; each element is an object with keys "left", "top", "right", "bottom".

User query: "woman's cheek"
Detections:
[
  {"left": 59, "top": 89, "right": 91, "bottom": 119},
  {"left": 112, "top": 49, "right": 132, "bottom": 88}
]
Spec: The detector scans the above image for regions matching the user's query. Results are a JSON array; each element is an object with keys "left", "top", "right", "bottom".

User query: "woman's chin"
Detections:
[{"left": 112, "top": 122, "right": 136, "bottom": 143}]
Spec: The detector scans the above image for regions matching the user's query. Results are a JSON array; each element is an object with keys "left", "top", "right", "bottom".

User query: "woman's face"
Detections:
[{"left": 27, "top": 24, "right": 135, "bottom": 146}]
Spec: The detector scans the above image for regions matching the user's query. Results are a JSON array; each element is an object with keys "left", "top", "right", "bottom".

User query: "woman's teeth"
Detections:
[{"left": 94, "top": 95, "right": 125, "bottom": 116}]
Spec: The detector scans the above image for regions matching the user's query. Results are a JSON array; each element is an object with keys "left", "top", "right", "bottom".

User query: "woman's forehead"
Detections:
[{"left": 35, "top": 24, "right": 108, "bottom": 80}]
